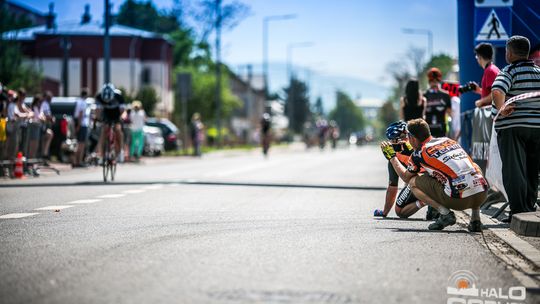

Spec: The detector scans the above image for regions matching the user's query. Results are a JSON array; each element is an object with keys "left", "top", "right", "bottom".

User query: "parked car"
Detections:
[
  {"left": 143, "top": 125, "right": 164, "bottom": 156},
  {"left": 145, "top": 118, "right": 180, "bottom": 151}
]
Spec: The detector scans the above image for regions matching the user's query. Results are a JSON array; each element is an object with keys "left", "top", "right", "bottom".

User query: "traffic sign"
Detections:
[
  {"left": 474, "top": 0, "right": 513, "bottom": 7},
  {"left": 475, "top": 8, "right": 511, "bottom": 46}
]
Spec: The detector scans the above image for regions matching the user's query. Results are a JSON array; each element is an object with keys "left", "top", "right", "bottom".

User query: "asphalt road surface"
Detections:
[{"left": 1, "top": 145, "right": 538, "bottom": 304}]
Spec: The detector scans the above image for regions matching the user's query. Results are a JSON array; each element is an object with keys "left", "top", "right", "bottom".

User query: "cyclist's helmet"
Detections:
[
  {"left": 101, "top": 83, "right": 116, "bottom": 103},
  {"left": 385, "top": 120, "right": 408, "bottom": 140},
  {"left": 262, "top": 113, "right": 271, "bottom": 121}
]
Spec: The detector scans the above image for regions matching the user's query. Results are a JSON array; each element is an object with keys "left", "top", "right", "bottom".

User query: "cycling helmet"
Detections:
[
  {"left": 262, "top": 113, "right": 271, "bottom": 121},
  {"left": 427, "top": 67, "right": 442, "bottom": 82},
  {"left": 101, "top": 83, "right": 116, "bottom": 102},
  {"left": 385, "top": 121, "right": 408, "bottom": 140}
]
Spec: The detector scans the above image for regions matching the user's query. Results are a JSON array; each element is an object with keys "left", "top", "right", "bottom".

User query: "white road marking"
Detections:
[
  {"left": 35, "top": 205, "right": 74, "bottom": 211},
  {"left": 122, "top": 189, "right": 146, "bottom": 194},
  {"left": 0, "top": 213, "right": 40, "bottom": 219},
  {"left": 143, "top": 184, "right": 164, "bottom": 190},
  {"left": 66, "top": 199, "right": 102, "bottom": 204},
  {"left": 97, "top": 194, "right": 126, "bottom": 199},
  {"left": 207, "top": 160, "right": 286, "bottom": 177}
]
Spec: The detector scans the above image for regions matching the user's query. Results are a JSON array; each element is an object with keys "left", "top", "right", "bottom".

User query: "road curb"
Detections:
[{"left": 457, "top": 210, "right": 540, "bottom": 269}]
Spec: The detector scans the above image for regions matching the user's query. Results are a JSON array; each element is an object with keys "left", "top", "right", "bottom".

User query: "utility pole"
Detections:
[
  {"left": 104, "top": 0, "right": 111, "bottom": 84},
  {"left": 262, "top": 14, "right": 296, "bottom": 98},
  {"left": 61, "top": 36, "right": 71, "bottom": 96},
  {"left": 215, "top": 0, "right": 222, "bottom": 147}
]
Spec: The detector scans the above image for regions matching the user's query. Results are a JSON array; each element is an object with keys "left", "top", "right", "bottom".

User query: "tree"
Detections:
[
  {"left": 284, "top": 77, "right": 311, "bottom": 133},
  {"left": 0, "top": 2, "right": 42, "bottom": 92},
  {"left": 314, "top": 96, "right": 324, "bottom": 117},
  {"left": 136, "top": 85, "right": 159, "bottom": 116},
  {"left": 328, "top": 90, "right": 365, "bottom": 137},
  {"left": 116, "top": 0, "right": 178, "bottom": 34},
  {"left": 423, "top": 54, "right": 454, "bottom": 82},
  {"left": 378, "top": 100, "right": 399, "bottom": 131},
  {"left": 173, "top": 66, "right": 242, "bottom": 126},
  {"left": 189, "top": 0, "right": 251, "bottom": 41}
]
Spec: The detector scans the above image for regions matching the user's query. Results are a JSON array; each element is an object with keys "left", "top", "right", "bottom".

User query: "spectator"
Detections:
[
  {"left": 473, "top": 43, "right": 501, "bottom": 108},
  {"left": 129, "top": 100, "right": 145, "bottom": 160},
  {"left": 468, "top": 43, "right": 504, "bottom": 206},
  {"left": 27, "top": 94, "right": 43, "bottom": 159},
  {"left": 190, "top": 112, "right": 204, "bottom": 157},
  {"left": 0, "top": 83, "right": 8, "bottom": 162},
  {"left": 73, "top": 89, "right": 90, "bottom": 167},
  {"left": 529, "top": 44, "right": 540, "bottom": 66},
  {"left": 40, "top": 91, "right": 54, "bottom": 160},
  {"left": 400, "top": 79, "right": 426, "bottom": 121},
  {"left": 424, "top": 67, "right": 452, "bottom": 137},
  {"left": 491, "top": 35, "right": 540, "bottom": 222},
  {"left": 13, "top": 88, "right": 34, "bottom": 159},
  {"left": 121, "top": 107, "right": 132, "bottom": 162},
  {"left": 450, "top": 96, "right": 461, "bottom": 140},
  {"left": 5, "top": 90, "right": 18, "bottom": 160}
]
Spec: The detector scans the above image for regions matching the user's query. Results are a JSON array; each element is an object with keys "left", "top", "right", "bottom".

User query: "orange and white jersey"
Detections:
[{"left": 407, "top": 137, "right": 488, "bottom": 198}]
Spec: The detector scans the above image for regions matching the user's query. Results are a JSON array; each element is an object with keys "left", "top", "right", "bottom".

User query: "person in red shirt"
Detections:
[{"left": 472, "top": 43, "right": 501, "bottom": 108}]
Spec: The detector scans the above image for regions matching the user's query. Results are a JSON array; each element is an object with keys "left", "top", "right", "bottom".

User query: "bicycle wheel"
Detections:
[
  {"left": 102, "top": 142, "right": 109, "bottom": 182},
  {"left": 110, "top": 151, "right": 116, "bottom": 181}
]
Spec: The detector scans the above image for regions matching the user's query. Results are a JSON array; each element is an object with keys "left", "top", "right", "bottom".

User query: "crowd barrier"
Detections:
[{"left": 0, "top": 119, "right": 59, "bottom": 177}]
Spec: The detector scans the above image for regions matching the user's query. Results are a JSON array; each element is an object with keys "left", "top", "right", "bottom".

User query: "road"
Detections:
[{"left": 0, "top": 144, "right": 537, "bottom": 304}]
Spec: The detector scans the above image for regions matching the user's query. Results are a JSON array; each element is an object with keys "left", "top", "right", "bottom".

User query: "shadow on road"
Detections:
[
  {"left": 376, "top": 227, "right": 470, "bottom": 234},
  {"left": 373, "top": 217, "right": 426, "bottom": 222},
  {"left": 0, "top": 180, "right": 387, "bottom": 191}
]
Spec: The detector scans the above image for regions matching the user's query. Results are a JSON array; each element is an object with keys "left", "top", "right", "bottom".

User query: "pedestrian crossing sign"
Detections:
[{"left": 475, "top": 8, "right": 512, "bottom": 46}]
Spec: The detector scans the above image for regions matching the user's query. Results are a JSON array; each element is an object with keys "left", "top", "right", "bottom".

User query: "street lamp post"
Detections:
[
  {"left": 286, "top": 42, "right": 314, "bottom": 133},
  {"left": 104, "top": 0, "right": 111, "bottom": 84},
  {"left": 262, "top": 14, "right": 296, "bottom": 97},
  {"left": 402, "top": 28, "right": 433, "bottom": 59}
]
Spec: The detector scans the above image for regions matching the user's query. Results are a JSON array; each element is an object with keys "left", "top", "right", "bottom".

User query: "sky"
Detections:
[{"left": 19, "top": 0, "right": 458, "bottom": 109}]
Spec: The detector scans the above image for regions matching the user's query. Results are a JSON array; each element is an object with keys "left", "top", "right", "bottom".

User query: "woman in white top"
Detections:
[
  {"left": 28, "top": 94, "right": 44, "bottom": 159},
  {"left": 129, "top": 100, "right": 146, "bottom": 160}
]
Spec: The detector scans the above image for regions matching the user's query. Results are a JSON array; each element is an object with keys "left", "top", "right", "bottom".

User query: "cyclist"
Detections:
[
  {"left": 374, "top": 121, "right": 428, "bottom": 219},
  {"left": 95, "top": 83, "right": 125, "bottom": 162},
  {"left": 261, "top": 112, "right": 271, "bottom": 156}
]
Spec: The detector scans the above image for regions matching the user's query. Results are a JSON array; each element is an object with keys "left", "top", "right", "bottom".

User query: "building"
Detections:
[
  {"left": 4, "top": 0, "right": 48, "bottom": 27},
  {"left": 5, "top": 4, "right": 174, "bottom": 117},
  {"left": 355, "top": 98, "right": 383, "bottom": 121},
  {"left": 229, "top": 70, "right": 266, "bottom": 143}
]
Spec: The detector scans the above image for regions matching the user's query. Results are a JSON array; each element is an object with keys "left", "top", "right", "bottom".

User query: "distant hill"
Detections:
[{"left": 231, "top": 62, "right": 389, "bottom": 113}]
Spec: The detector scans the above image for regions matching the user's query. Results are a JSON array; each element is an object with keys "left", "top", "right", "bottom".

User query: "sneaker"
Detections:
[
  {"left": 428, "top": 211, "right": 456, "bottom": 230},
  {"left": 468, "top": 220, "right": 483, "bottom": 232},
  {"left": 426, "top": 206, "right": 440, "bottom": 221}
]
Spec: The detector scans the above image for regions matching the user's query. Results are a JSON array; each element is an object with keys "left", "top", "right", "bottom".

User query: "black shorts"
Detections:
[
  {"left": 77, "top": 126, "right": 88, "bottom": 142},
  {"left": 102, "top": 108, "right": 121, "bottom": 123},
  {"left": 395, "top": 185, "right": 418, "bottom": 208},
  {"left": 388, "top": 162, "right": 399, "bottom": 186}
]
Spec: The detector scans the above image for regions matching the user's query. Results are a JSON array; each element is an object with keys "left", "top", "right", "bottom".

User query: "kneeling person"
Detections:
[
  {"left": 374, "top": 121, "right": 426, "bottom": 218},
  {"left": 381, "top": 119, "right": 488, "bottom": 231}
]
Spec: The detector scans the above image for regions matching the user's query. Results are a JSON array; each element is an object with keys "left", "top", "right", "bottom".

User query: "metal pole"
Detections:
[
  {"left": 61, "top": 36, "right": 71, "bottom": 97},
  {"left": 215, "top": 0, "right": 222, "bottom": 147},
  {"left": 427, "top": 30, "right": 433, "bottom": 59},
  {"left": 402, "top": 28, "right": 433, "bottom": 60},
  {"left": 263, "top": 18, "right": 268, "bottom": 98},
  {"left": 262, "top": 14, "right": 296, "bottom": 98},
  {"left": 129, "top": 36, "right": 137, "bottom": 95},
  {"left": 104, "top": 0, "right": 111, "bottom": 83}
]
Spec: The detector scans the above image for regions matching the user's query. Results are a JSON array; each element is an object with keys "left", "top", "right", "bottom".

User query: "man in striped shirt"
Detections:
[{"left": 491, "top": 35, "right": 540, "bottom": 221}]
